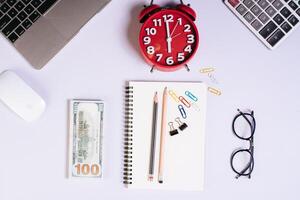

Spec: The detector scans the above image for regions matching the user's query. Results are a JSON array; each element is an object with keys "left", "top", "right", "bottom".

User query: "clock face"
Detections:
[{"left": 139, "top": 9, "right": 199, "bottom": 71}]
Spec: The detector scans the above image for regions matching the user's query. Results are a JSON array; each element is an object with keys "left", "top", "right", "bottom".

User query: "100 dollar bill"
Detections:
[{"left": 68, "top": 100, "right": 104, "bottom": 178}]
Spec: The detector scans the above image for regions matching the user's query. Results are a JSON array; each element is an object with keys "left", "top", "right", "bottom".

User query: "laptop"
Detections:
[{"left": 0, "top": 0, "right": 111, "bottom": 69}]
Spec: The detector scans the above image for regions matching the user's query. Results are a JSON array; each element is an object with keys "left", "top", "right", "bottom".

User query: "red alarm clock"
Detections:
[{"left": 139, "top": 1, "right": 199, "bottom": 72}]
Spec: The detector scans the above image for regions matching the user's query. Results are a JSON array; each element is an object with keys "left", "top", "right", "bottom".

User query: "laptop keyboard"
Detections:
[
  {"left": 0, "top": 0, "right": 57, "bottom": 43},
  {"left": 225, "top": 0, "right": 300, "bottom": 49}
]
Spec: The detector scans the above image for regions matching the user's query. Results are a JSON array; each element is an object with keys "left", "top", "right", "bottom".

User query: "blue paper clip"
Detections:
[
  {"left": 185, "top": 91, "right": 198, "bottom": 102},
  {"left": 178, "top": 105, "right": 187, "bottom": 119}
]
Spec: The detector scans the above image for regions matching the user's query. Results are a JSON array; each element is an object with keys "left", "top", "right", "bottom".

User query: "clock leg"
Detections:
[
  {"left": 150, "top": 65, "right": 155, "bottom": 73},
  {"left": 185, "top": 64, "right": 190, "bottom": 72}
]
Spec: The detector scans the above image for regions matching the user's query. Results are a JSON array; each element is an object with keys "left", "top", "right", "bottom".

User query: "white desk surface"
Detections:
[{"left": 0, "top": 0, "right": 299, "bottom": 199}]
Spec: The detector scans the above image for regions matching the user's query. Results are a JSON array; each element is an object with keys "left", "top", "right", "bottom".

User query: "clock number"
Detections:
[
  {"left": 143, "top": 36, "right": 151, "bottom": 45},
  {"left": 178, "top": 53, "right": 185, "bottom": 62},
  {"left": 145, "top": 28, "right": 157, "bottom": 35},
  {"left": 187, "top": 34, "right": 195, "bottom": 44},
  {"left": 147, "top": 46, "right": 155, "bottom": 55},
  {"left": 166, "top": 57, "right": 174, "bottom": 65},
  {"left": 156, "top": 53, "right": 163, "bottom": 62},
  {"left": 178, "top": 18, "right": 182, "bottom": 25},
  {"left": 163, "top": 14, "right": 174, "bottom": 22},
  {"left": 153, "top": 19, "right": 162, "bottom": 27},
  {"left": 184, "top": 45, "right": 192, "bottom": 53},
  {"left": 184, "top": 24, "right": 191, "bottom": 32}
]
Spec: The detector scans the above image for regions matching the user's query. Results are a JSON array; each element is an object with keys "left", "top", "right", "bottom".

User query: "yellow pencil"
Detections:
[{"left": 158, "top": 87, "right": 167, "bottom": 184}]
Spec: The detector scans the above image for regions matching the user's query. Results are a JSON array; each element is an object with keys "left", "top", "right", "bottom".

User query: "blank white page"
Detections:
[{"left": 127, "top": 81, "right": 207, "bottom": 191}]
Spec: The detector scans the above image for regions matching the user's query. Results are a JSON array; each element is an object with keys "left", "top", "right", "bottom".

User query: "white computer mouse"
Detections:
[{"left": 0, "top": 70, "right": 46, "bottom": 122}]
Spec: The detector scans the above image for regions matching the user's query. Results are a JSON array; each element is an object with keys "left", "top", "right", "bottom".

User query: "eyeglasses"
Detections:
[{"left": 230, "top": 109, "right": 256, "bottom": 179}]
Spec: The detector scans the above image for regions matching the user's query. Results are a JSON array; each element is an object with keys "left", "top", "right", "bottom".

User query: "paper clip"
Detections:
[
  {"left": 185, "top": 91, "right": 198, "bottom": 102},
  {"left": 208, "top": 73, "right": 219, "bottom": 84},
  {"left": 191, "top": 103, "right": 201, "bottom": 112},
  {"left": 178, "top": 105, "right": 187, "bottom": 119},
  {"left": 179, "top": 96, "right": 191, "bottom": 108},
  {"left": 208, "top": 87, "right": 222, "bottom": 96},
  {"left": 199, "top": 67, "right": 215, "bottom": 73},
  {"left": 168, "top": 90, "right": 180, "bottom": 103}
]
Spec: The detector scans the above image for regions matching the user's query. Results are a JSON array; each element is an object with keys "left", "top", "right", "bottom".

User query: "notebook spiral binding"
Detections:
[{"left": 123, "top": 86, "right": 134, "bottom": 185}]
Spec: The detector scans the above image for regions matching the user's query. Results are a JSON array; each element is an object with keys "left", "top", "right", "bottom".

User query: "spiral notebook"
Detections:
[{"left": 124, "top": 81, "right": 207, "bottom": 191}]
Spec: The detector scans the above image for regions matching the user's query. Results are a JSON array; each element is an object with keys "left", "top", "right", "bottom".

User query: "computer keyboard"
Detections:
[
  {"left": 225, "top": 0, "right": 300, "bottom": 49},
  {"left": 0, "top": 0, "right": 57, "bottom": 43}
]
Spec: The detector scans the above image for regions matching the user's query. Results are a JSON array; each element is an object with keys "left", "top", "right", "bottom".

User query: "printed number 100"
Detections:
[{"left": 74, "top": 163, "right": 100, "bottom": 176}]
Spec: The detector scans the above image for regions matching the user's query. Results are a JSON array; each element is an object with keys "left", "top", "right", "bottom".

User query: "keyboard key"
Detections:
[
  {"left": 280, "top": 7, "right": 292, "bottom": 18},
  {"left": 273, "top": 0, "right": 284, "bottom": 10},
  {"left": 8, "top": 8, "right": 17, "bottom": 18},
  {"left": 251, "top": 19, "right": 263, "bottom": 30},
  {"left": 266, "top": 6, "right": 276, "bottom": 17},
  {"left": 0, "top": 3, "right": 10, "bottom": 13},
  {"left": 17, "top": 11, "right": 27, "bottom": 21},
  {"left": 281, "top": 21, "right": 292, "bottom": 32},
  {"left": 259, "top": 20, "right": 277, "bottom": 38},
  {"left": 15, "top": 1, "right": 25, "bottom": 11},
  {"left": 244, "top": 0, "right": 255, "bottom": 8},
  {"left": 0, "top": 14, "right": 10, "bottom": 29},
  {"left": 273, "top": 14, "right": 284, "bottom": 24},
  {"left": 288, "top": 1, "right": 299, "bottom": 10},
  {"left": 258, "top": 12, "right": 270, "bottom": 23},
  {"left": 228, "top": 0, "right": 240, "bottom": 7},
  {"left": 237, "top": 4, "right": 247, "bottom": 15},
  {"left": 8, "top": 32, "right": 18, "bottom": 43},
  {"left": 22, "top": 0, "right": 31, "bottom": 4},
  {"left": 251, "top": 5, "right": 262, "bottom": 16},
  {"left": 29, "top": 11, "right": 40, "bottom": 22},
  {"left": 24, "top": 4, "right": 34, "bottom": 15},
  {"left": 258, "top": 0, "right": 269, "bottom": 9},
  {"left": 38, "top": 0, "right": 57, "bottom": 14},
  {"left": 15, "top": 25, "right": 25, "bottom": 36},
  {"left": 297, "top": 8, "right": 300, "bottom": 17},
  {"left": 288, "top": 14, "right": 299, "bottom": 25},
  {"left": 244, "top": 12, "right": 255, "bottom": 22},
  {"left": 267, "top": 29, "right": 284, "bottom": 46},
  {"left": 22, "top": 19, "right": 32, "bottom": 29},
  {"left": 31, "top": 0, "right": 42, "bottom": 8},
  {"left": 2, "top": 18, "right": 21, "bottom": 36},
  {"left": 7, "top": 0, "right": 17, "bottom": 7}
]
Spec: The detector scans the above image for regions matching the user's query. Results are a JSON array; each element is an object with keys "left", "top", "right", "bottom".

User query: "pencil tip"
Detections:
[
  {"left": 148, "top": 176, "right": 153, "bottom": 182},
  {"left": 154, "top": 92, "right": 158, "bottom": 101},
  {"left": 159, "top": 180, "right": 163, "bottom": 184}
]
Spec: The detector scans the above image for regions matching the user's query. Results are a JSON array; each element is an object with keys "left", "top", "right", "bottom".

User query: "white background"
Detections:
[{"left": 0, "top": 0, "right": 299, "bottom": 199}]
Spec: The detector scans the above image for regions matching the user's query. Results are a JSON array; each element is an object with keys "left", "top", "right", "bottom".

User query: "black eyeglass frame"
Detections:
[{"left": 230, "top": 109, "right": 256, "bottom": 179}]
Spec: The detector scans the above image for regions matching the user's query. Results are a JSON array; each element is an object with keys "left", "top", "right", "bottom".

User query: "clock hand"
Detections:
[
  {"left": 165, "top": 20, "right": 172, "bottom": 53},
  {"left": 172, "top": 32, "right": 182, "bottom": 40},
  {"left": 170, "top": 21, "right": 179, "bottom": 38}
]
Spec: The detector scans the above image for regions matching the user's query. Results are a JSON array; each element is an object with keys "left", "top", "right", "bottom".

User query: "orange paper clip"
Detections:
[
  {"left": 199, "top": 67, "right": 215, "bottom": 73},
  {"left": 208, "top": 87, "right": 222, "bottom": 96},
  {"left": 179, "top": 96, "right": 191, "bottom": 108}
]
